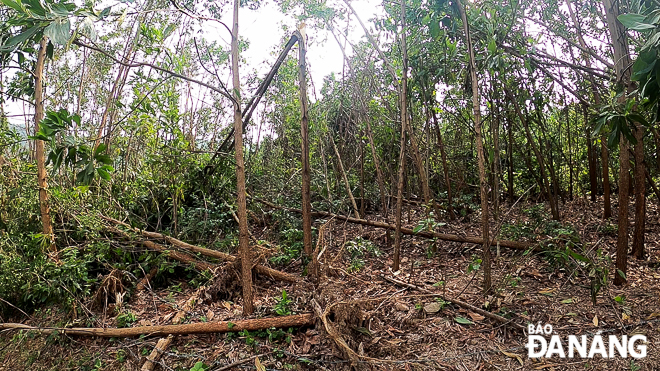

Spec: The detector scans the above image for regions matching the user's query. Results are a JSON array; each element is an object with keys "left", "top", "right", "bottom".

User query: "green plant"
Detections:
[
  {"left": 345, "top": 237, "right": 380, "bottom": 273},
  {"left": 270, "top": 228, "right": 304, "bottom": 266},
  {"left": 116, "top": 349, "right": 127, "bottom": 362},
  {"left": 467, "top": 256, "right": 482, "bottom": 273},
  {"left": 630, "top": 359, "right": 641, "bottom": 371},
  {"left": 116, "top": 312, "right": 137, "bottom": 328},
  {"left": 188, "top": 362, "right": 209, "bottom": 371},
  {"left": 273, "top": 289, "right": 293, "bottom": 316},
  {"left": 239, "top": 329, "right": 257, "bottom": 347},
  {"left": 413, "top": 214, "right": 446, "bottom": 233}
]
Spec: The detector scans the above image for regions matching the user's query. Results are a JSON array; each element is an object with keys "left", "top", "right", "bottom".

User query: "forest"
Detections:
[{"left": 1, "top": 0, "right": 660, "bottom": 369}]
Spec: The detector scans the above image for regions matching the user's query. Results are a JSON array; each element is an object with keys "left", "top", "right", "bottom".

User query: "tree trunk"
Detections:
[
  {"left": 393, "top": 0, "right": 408, "bottom": 272},
  {"left": 0, "top": 314, "right": 314, "bottom": 338},
  {"left": 585, "top": 109, "right": 598, "bottom": 202},
  {"left": 491, "top": 86, "right": 501, "bottom": 221},
  {"left": 457, "top": 0, "right": 491, "bottom": 292},
  {"left": 297, "top": 26, "right": 313, "bottom": 262},
  {"left": 231, "top": 0, "right": 253, "bottom": 313},
  {"left": 601, "top": 137, "right": 612, "bottom": 218},
  {"left": 632, "top": 124, "right": 646, "bottom": 259},
  {"left": 34, "top": 37, "right": 56, "bottom": 254},
  {"left": 507, "top": 112, "right": 515, "bottom": 202},
  {"left": 603, "top": 0, "right": 634, "bottom": 286}
]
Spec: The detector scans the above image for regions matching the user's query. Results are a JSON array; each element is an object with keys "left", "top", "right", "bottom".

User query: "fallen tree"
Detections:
[
  {"left": 109, "top": 227, "right": 215, "bottom": 272},
  {"left": 253, "top": 198, "right": 535, "bottom": 251},
  {"left": 0, "top": 313, "right": 314, "bottom": 337},
  {"left": 104, "top": 216, "right": 300, "bottom": 283}
]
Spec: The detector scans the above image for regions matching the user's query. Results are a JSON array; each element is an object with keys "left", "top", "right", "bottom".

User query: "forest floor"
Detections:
[{"left": 2, "top": 197, "right": 660, "bottom": 370}]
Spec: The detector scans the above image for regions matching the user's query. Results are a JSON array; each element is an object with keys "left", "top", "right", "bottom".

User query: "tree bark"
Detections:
[
  {"left": 141, "top": 335, "right": 173, "bottom": 371},
  {"left": 34, "top": 36, "right": 56, "bottom": 254},
  {"left": 0, "top": 314, "right": 314, "bottom": 338},
  {"left": 231, "top": 0, "right": 253, "bottom": 312}
]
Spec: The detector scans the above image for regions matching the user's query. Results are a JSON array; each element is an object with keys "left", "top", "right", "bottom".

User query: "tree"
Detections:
[
  {"left": 456, "top": 0, "right": 491, "bottom": 291},
  {"left": 230, "top": 0, "right": 253, "bottom": 314},
  {"left": 602, "top": 0, "right": 634, "bottom": 286}
]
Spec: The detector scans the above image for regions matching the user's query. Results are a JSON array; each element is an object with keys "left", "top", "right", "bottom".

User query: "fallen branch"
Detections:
[
  {"left": 141, "top": 335, "right": 173, "bottom": 371},
  {"left": 0, "top": 314, "right": 314, "bottom": 337},
  {"left": 253, "top": 198, "right": 535, "bottom": 251},
  {"left": 381, "top": 275, "right": 524, "bottom": 331},
  {"left": 109, "top": 227, "right": 215, "bottom": 271},
  {"left": 136, "top": 267, "right": 159, "bottom": 292},
  {"left": 103, "top": 216, "right": 300, "bottom": 283}
]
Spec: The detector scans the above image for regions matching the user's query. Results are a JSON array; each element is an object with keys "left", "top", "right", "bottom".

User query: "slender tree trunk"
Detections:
[
  {"left": 603, "top": 0, "right": 634, "bottom": 286},
  {"left": 393, "top": 0, "right": 408, "bottom": 272},
  {"left": 359, "top": 133, "right": 365, "bottom": 218},
  {"left": 297, "top": 27, "right": 313, "bottom": 260},
  {"left": 457, "top": 0, "right": 491, "bottom": 291},
  {"left": 491, "top": 86, "right": 501, "bottom": 221},
  {"left": 34, "top": 37, "right": 55, "bottom": 254},
  {"left": 585, "top": 109, "right": 598, "bottom": 202},
  {"left": 601, "top": 138, "right": 612, "bottom": 218},
  {"left": 632, "top": 124, "right": 646, "bottom": 259},
  {"left": 231, "top": 0, "right": 253, "bottom": 314},
  {"left": 567, "top": 106, "right": 574, "bottom": 200}
]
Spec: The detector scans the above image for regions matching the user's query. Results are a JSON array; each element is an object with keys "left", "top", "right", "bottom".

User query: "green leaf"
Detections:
[
  {"left": 94, "top": 143, "right": 107, "bottom": 156},
  {"left": 2, "top": 25, "right": 41, "bottom": 49},
  {"left": 99, "top": 6, "right": 112, "bottom": 19},
  {"left": 44, "top": 19, "right": 71, "bottom": 45},
  {"left": 95, "top": 154, "right": 112, "bottom": 165},
  {"left": 618, "top": 14, "right": 655, "bottom": 31},
  {"left": 488, "top": 38, "right": 497, "bottom": 54},
  {"left": 97, "top": 167, "right": 111, "bottom": 180},
  {"left": 561, "top": 298, "right": 574, "bottom": 304},
  {"left": 454, "top": 316, "right": 473, "bottom": 325},
  {"left": 617, "top": 269, "right": 627, "bottom": 280},
  {"left": 1, "top": 0, "right": 24, "bottom": 13},
  {"left": 413, "top": 225, "right": 424, "bottom": 233}
]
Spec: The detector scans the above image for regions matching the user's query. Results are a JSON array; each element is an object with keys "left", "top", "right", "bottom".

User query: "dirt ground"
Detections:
[{"left": 2, "top": 197, "right": 660, "bottom": 370}]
